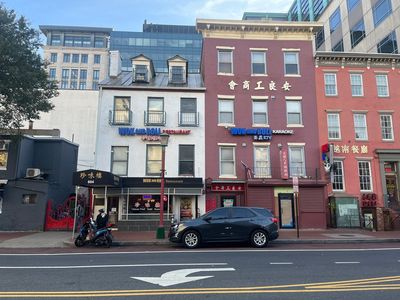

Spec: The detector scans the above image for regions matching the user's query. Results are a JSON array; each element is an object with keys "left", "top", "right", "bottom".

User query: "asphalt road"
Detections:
[{"left": 1, "top": 245, "right": 400, "bottom": 299}]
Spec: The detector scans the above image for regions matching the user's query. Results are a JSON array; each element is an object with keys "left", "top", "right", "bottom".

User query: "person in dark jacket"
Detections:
[{"left": 96, "top": 208, "right": 108, "bottom": 229}]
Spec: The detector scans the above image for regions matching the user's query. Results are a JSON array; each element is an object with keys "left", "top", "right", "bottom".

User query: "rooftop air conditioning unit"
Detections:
[{"left": 26, "top": 168, "right": 41, "bottom": 178}]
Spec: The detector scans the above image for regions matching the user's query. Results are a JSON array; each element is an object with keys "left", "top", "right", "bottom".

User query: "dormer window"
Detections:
[
  {"left": 167, "top": 55, "right": 187, "bottom": 85},
  {"left": 134, "top": 65, "right": 148, "bottom": 82},
  {"left": 171, "top": 66, "right": 185, "bottom": 84}
]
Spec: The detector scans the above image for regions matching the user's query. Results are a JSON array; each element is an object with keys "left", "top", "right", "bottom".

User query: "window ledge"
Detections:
[
  {"left": 287, "top": 124, "right": 304, "bottom": 128},
  {"left": 218, "top": 123, "right": 235, "bottom": 128},
  {"left": 252, "top": 124, "right": 269, "bottom": 127},
  {"left": 219, "top": 175, "right": 238, "bottom": 179},
  {"left": 251, "top": 74, "right": 268, "bottom": 77},
  {"left": 217, "top": 73, "right": 234, "bottom": 76},
  {"left": 284, "top": 74, "right": 301, "bottom": 78}
]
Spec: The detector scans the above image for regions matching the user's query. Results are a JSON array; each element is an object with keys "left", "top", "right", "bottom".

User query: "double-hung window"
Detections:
[
  {"left": 377, "top": 31, "right": 398, "bottom": 53},
  {"left": 219, "top": 146, "right": 236, "bottom": 177},
  {"left": 251, "top": 51, "right": 266, "bottom": 75},
  {"left": 70, "top": 69, "right": 78, "bottom": 89},
  {"left": 61, "top": 69, "right": 69, "bottom": 89},
  {"left": 350, "top": 73, "right": 363, "bottom": 96},
  {"left": 111, "top": 146, "right": 129, "bottom": 176},
  {"left": 94, "top": 54, "right": 101, "bottom": 64},
  {"left": 289, "top": 146, "right": 305, "bottom": 177},
  {"left": 332, "top": 160, "right": 345, "bottom": 191},
  {"left": 327, "top": 113, "right": 341, "bottom": 140},
  {"left": 353, "top": 113, "right": 368, "bottom": 140},
  {"left": 380, "top": 114, "right": 394, "bottom": 140},
  {"left": 179, "top": 145, "right": 195, "bottom": 176},
  {"left": 252, "top": 100, "right": 268, "bottom": 125},
  {"left": 284, "top": 52, "right": 299, "bottom": 75},
  {"left": 254, "top": 145, "right": 270, "bottom": 178},
  {"left": 286, "top": 100, "right": 302, "bottom": 125},
  {"left": 72, "top": 54, "right": 79, "bottom": 63},
  {"left": 358, "top": 161, "right": 372, "bottom": 191},
  {"left": 180, "top": 98, "right": 198, "bottom": 126},
  {"left": 92, "top": 70, "right": 100, "bottom": 90},
  {"left": 50, "top": 53, "right": 57, "bottom": 63},
  {"left": 324, "top": 73, "right": 337, "bottom": 96},
  {"left": 63, "top": 53, "right": 70, "bottom": 63},
  {"left": 113, "top": 97, "right": 131, "bottom": 125},
  {"left": 146, "top": 145, "right": 161, "bottom": 176},
  {"left": 376, "top": 74, "right": 389, "bottom": 97},
  {"left": 170, "top": 66, "right": 185, "bottom": 83},
  {"left": 218, "top": 99, "right": 234, "bottom": 125},
  {"left": 146, "top": 97, "right": 165, "bottom": 125},
  {"left": 79, "top": 69, "right": 87, "bottom": 90},
  {"left": 48, "top": 68, "right": 56, "bottom": 80},
  {"left": 80, "top": 54, "right": 88, "bottom": 64},
  {"left": 218, "top": 50, "right": 233, "bottom": 74}
]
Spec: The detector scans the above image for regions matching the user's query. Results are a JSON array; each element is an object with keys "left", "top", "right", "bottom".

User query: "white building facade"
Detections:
[{"left": 94, "top": 55, "right": 206, "bottom": 230}]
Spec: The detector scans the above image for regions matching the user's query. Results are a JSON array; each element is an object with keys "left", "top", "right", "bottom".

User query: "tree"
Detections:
[{"left": 0, "top": 4, "right": 58, "bottom": 129}]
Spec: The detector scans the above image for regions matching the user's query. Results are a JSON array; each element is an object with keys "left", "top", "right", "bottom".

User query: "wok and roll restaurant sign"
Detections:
[{"left": 118, "top": 128, "right": 190, "bottom": 141}]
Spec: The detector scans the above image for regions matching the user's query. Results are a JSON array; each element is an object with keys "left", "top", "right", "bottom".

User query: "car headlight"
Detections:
[{"left": 177, "top": 223, "right": 187, "bottom": 233}]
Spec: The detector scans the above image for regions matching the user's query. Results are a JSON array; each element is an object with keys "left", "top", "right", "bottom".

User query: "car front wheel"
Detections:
[
  {"left": 250, "top": 230, "right": 268, "bottom": 248},
  {"left": 182, "top": 230, "right": 201, "bottom": 248}
]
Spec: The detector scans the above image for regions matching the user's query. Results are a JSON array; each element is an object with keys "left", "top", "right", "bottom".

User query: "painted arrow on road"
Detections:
[{"left": 131, "top": 268, "right": 235, "bottom": 287}]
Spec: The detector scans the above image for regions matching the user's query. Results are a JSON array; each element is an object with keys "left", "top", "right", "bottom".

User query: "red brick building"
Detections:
[
  {"left": 197, "top": 19, "right": 328, "bottom": 229},
  {"left": 315, "top": 52, "right": 400, "bottom": 230}
]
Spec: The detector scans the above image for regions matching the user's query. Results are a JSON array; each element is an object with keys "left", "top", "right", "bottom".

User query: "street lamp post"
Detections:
[{"left": 156, "top": 132, "right": 169, "bottom": 239}]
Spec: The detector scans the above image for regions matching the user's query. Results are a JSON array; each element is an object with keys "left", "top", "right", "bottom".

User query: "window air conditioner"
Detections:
[{"left": 26, "top": 168, "right": 41, "bottom": 178}]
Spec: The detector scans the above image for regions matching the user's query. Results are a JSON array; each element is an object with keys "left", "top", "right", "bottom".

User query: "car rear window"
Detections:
[{"left": 252, "top": 208, "right": 273, "bottom": 218}]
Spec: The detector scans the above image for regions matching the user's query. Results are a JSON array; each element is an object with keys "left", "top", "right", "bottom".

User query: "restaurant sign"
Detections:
[{"left": 211, "top": 183, "right": 245, "bottom": 192}]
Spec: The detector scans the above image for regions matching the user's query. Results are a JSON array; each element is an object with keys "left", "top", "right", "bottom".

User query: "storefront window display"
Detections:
[{"left": 127, "top": 195, "right": 171, "bottom": 214}]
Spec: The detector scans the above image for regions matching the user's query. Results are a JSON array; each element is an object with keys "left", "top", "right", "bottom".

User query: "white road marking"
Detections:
[
  {"left": 334, "top": 261, "right": 360, "bottom": 264},
  {"left": 0, "top": 262, "right": 228, "bottom": 269},
  {"left": 269, "top": 262, "right": 293, "bottom": 265},
  {"left": 132, "top": 268, "right": 235, "bottom": 287}
]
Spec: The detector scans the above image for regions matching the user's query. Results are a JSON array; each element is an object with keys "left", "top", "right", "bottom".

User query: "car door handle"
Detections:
[{"left": 224, "top": 226, "right": 232, "bottom": 230}]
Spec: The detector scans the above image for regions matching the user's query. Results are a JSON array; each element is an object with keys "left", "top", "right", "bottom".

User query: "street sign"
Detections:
[
  {"left": 131, "top": 268, "right": 235, "bottom": 287},
  {"left": 293, "top": 176, "right": 299, "bottom": 193}
]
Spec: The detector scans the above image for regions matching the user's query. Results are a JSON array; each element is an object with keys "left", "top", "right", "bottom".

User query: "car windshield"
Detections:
[{"left": 252, "top": 208, "right": 273, "bottom": 218}]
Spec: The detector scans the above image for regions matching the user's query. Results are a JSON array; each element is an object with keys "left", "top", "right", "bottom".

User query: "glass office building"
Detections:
[{"left": 110, "top": 23, "right": 202, "bottom": 73}]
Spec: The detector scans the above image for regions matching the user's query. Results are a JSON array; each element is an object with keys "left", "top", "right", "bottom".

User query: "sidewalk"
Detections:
[{"left": 0, "top": 228, "right": 399, "bottom": 248}]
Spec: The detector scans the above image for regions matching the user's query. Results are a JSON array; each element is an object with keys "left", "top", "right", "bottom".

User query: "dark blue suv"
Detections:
[{"left": 169, "top": 207, "right": 279, "bottom": 248}]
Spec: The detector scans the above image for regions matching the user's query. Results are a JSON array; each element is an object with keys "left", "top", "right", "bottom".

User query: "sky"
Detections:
[{"left": 2, "top": 0, "right": 292, "bottom": 32}]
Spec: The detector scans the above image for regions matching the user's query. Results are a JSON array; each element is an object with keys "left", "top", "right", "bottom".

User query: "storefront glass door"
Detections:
[{"left": 278, "top": 193, "right": 295, "bottom": 228}]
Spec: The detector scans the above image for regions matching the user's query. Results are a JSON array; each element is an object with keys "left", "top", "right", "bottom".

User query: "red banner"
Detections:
[{"left": 280, "top": 149, "right": 289, "bottom": 179}]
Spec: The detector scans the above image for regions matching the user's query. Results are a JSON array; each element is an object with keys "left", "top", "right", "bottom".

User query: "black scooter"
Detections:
[{"left": 74, "top": 218, "right": 113, "bottom": 248}]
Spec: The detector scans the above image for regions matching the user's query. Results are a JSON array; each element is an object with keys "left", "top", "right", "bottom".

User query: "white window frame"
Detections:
[
  {"left": 358, "top": 161, "right": 372, "bottom": 192},
  {"left": 251, "top": 51, "right": 266, "bottom": 75},
  {"left": 324, "top": 73, "right": 338, "bottom": 96},
  {"left": 288, "top": 146, "right": 306, "bottom": 177},
  {"left": 332, "top": 160, "right": 345, "bottom": 191},
  {"left": 254, "top": 145, "right": 271, "bottom": 178},
  {"left": 219, "top": 146, "right": 236, "bottom": 177},
  {"left": 376, "top": 74, "right": 389, "bottom": 97},
  {"left": 218, "top": 99, "right": 234, "bottom": 125},
  {"left": 380, "top": 114, "right": 394, "bottom": 140},
  {"left": 252, "top": 100, "right": 268, "bottom": 126},
  {"left": 284, "top": 51, "right": 300, "bottom": 76},
  {"left": 327, "top": 113, "right": 341, "bottom": 140},
  {"left": 111, "top": 146, "right": 129, "bottom": 176},
  {"left": 146, "top": 145, "right": 161, "bottom": 176},
  {"left": 353, "top": 113, "right": 368, "bottom": 140},
  {"left": 350, "top": 73, "right": 364, "bottom": 96},
  {"left": 218, "top": 50, "right": 233, "bottom": 74},
  {"left": 286, "top": 100, "right": 302, "bottom": 126}
]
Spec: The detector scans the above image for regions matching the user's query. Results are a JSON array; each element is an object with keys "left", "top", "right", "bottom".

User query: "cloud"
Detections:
[{"left": 174, "top": 0, "right": 292, "bottom": 21}]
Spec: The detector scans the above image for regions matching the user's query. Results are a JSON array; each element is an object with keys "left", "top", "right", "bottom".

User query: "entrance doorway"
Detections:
[
  {"left": 107, "top": 196, "right": 119, "bottom": 225},
  {"left": 386, "top": 175, "right": 399, "bottom": 209},
  {"left": 278, "top": 193, "right": 295, "bottom": 228}
]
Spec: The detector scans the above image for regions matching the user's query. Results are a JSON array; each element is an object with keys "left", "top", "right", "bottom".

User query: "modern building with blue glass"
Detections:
[
  {"left": 110, "top": 21, "right": 202, "bottom": 73},
  {"left": 243, "top": 0, "right": 399, "bottom": 54}
]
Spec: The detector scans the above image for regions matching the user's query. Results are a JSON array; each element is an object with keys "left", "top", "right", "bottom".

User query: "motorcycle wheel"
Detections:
[
  {"left": 74, "top": 236, "right": 85, "bottom": 247},
  {"left": 105, "top": 236, "right": 112, "bottom": 248}
]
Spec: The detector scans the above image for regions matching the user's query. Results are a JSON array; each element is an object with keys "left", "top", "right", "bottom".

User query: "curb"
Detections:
[{"left": 63, "top": 238, "right": 400, "bottom": 247}]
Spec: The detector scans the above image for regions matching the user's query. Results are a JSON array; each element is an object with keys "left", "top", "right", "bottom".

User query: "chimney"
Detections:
[{"left": 109, "top": 50, "right": 122, "bottom": 77}]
